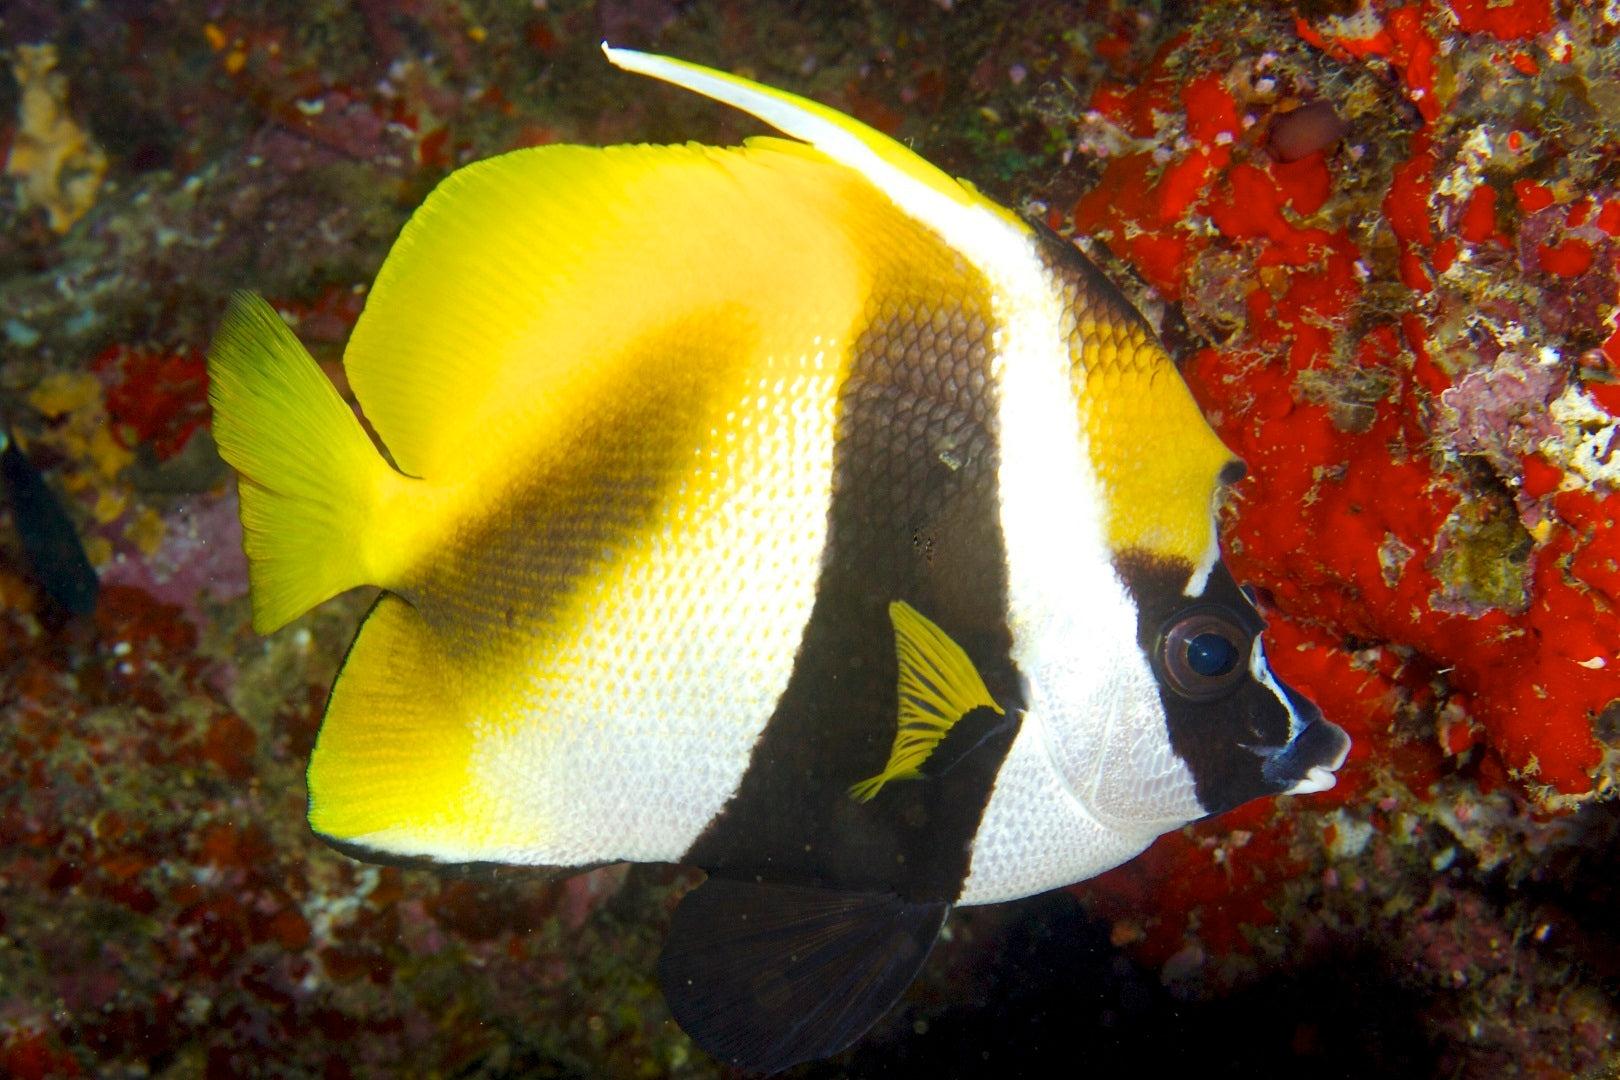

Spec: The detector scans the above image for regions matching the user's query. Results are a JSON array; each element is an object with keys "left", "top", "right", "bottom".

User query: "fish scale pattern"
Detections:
[{"left": 833, "top": 289, "right": 1004, "bottom": 634}]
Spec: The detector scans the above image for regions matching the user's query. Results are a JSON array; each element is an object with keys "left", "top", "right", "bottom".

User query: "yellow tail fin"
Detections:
[{"left": 207, "top": 292, "right": 407, "bottom": 633}]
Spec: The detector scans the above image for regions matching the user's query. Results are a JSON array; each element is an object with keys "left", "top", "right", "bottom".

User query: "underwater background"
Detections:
[{"left": 1, "top": 0, "right": 1618, "bottom": 1076}]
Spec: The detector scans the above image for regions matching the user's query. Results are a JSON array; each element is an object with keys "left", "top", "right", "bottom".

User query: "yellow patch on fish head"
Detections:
[{"left": 1065, "top": 298, "right": 1238, "bottom": 575}]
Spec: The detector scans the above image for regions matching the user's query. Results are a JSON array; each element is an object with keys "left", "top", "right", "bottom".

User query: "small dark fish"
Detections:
[{"left": 1, "top": 429, "right": 98, "bottom": 616}]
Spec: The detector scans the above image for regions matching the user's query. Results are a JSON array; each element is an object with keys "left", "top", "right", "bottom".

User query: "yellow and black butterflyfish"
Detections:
[{"left": 207, "top": 46, "right": 1351, "bottom": 1075}]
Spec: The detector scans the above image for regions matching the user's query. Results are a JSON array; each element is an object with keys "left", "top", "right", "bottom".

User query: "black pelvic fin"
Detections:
[{"left": 658, "top": 876, "right": 949, "bottom": 1075}]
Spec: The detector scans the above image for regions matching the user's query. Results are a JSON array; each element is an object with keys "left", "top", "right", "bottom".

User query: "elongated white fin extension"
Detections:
[{"left": 601, "top": 44, "right": 1028, "bottom": 242}]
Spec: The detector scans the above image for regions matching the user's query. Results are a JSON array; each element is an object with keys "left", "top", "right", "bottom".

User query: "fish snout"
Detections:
[{"left": 1261, "top": 683, "right": 1351, "bottom": 795}]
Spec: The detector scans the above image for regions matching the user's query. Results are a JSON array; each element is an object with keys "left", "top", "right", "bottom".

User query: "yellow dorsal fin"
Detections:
[
  {"left": 341, "top": 140, "right": 918, "bottom": 481},
  {"left": 603, "top": 46, "right": 1028, "bottom": 236},
  {"left": 850, "top": 601, "right": 1005, "bottom": 803},
  {"left": 340, "top": 50, "right": 1028, "bottom": 482}
]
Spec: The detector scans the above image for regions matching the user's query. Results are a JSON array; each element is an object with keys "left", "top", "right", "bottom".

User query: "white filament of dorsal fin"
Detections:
[{"left": 601, "top": 45, "right": 1028, "bottom": 270}]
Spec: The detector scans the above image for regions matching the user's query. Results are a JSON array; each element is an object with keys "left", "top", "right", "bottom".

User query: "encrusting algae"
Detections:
[{"left": 5, "top": 43, "right": 108, "bottom": 233}]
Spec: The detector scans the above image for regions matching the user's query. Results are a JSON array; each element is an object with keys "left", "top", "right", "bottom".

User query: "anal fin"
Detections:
[
  {"left": 658, "top": 876, "right": 949, "bottom": 1074},
  {"left": 307, "top": 594, "right": 476, "bottom": 859}
]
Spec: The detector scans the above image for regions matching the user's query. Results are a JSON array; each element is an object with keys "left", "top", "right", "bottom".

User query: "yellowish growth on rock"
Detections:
[
  {"left": 5, "top": 43, "right": 108, "bottom": 233},
  {"left": 82, "top": 535, "right": 113, "bottom": 568},
  {"left": 86, "top": 426, "right": 134, "bottom": 483},
  {"left": 20, "top": 367, "right": 131, "bottom": 579},
  {"left": 124, "top": 507, "right": 167, "bottom": 557},
  {"left": 27, "top": 373, "right": 135, "bottom": 487},
  {"left": 93, "top": 488, "right": 128, "bottom": 525},
  {"left": 28, "top": 372, "right": 101, "bottom": 420}
]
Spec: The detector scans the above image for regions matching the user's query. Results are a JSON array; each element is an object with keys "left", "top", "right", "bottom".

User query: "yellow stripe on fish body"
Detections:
[{"left": 1063, "top": 278, "right": 1238, "bottom": 580}]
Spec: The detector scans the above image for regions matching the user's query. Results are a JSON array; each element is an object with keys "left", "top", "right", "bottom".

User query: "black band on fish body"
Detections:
[{"left": 684, "top": 258, "right": 1022, "bottom": 904}]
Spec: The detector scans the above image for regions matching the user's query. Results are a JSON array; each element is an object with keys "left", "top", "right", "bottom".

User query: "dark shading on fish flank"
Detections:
[{"left": 404, "top": 309, "right": 768, "bottom": 660}]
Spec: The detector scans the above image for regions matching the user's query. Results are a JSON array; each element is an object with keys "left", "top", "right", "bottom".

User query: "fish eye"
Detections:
[
  {"left": 1157, "top": 608, "right": 1251, "bottom": 702},
  {"left": 1185, "top": 631, "right": 1239, "bottom": 677}
]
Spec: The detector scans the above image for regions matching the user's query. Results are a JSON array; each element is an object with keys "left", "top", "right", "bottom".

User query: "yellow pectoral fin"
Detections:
[{"left": 849, "top": 601, "right": 1004, "bottom": 803}]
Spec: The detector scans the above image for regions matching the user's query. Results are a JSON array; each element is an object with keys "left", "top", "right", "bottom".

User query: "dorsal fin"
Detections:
[
  {"left": 339, "top": 141, "right": 899, "bottom": 480},
  {"left": 603, "top": 46, "right": 1030, "bottom": 243},
  {"left": 606, "top": 48, "right": 978, "bottom": 209}
]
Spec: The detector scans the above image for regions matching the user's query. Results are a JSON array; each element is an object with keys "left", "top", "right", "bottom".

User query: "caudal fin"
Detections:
[{"left": 207, "top": 292, "right": 407, "bottom": 633}]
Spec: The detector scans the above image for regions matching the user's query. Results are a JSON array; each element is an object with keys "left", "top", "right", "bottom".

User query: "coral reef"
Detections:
[
  {"left": 1032, "top": 1, "right": 1620, "bottom": 1074},
  {"left": 1, "top": 0, "right": 1618, "bottom": 1076}
]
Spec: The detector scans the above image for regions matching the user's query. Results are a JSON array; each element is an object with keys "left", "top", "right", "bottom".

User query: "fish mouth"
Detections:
[
  {"left": 1264, "top": 713, "right": 1352, "bottom": 795},
  {"left": 1287, "top": 764, "right": 1343, "bottom": 796}
]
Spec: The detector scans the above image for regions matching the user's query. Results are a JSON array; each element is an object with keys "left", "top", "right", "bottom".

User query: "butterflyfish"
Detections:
[{"left": 206, "top": 46, "right": 1351, "bottom": 1074}]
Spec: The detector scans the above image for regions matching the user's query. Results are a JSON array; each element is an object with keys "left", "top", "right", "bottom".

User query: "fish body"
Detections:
[{"left": 207, "top": 48, "right": 1349, "bottom": 1074}]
